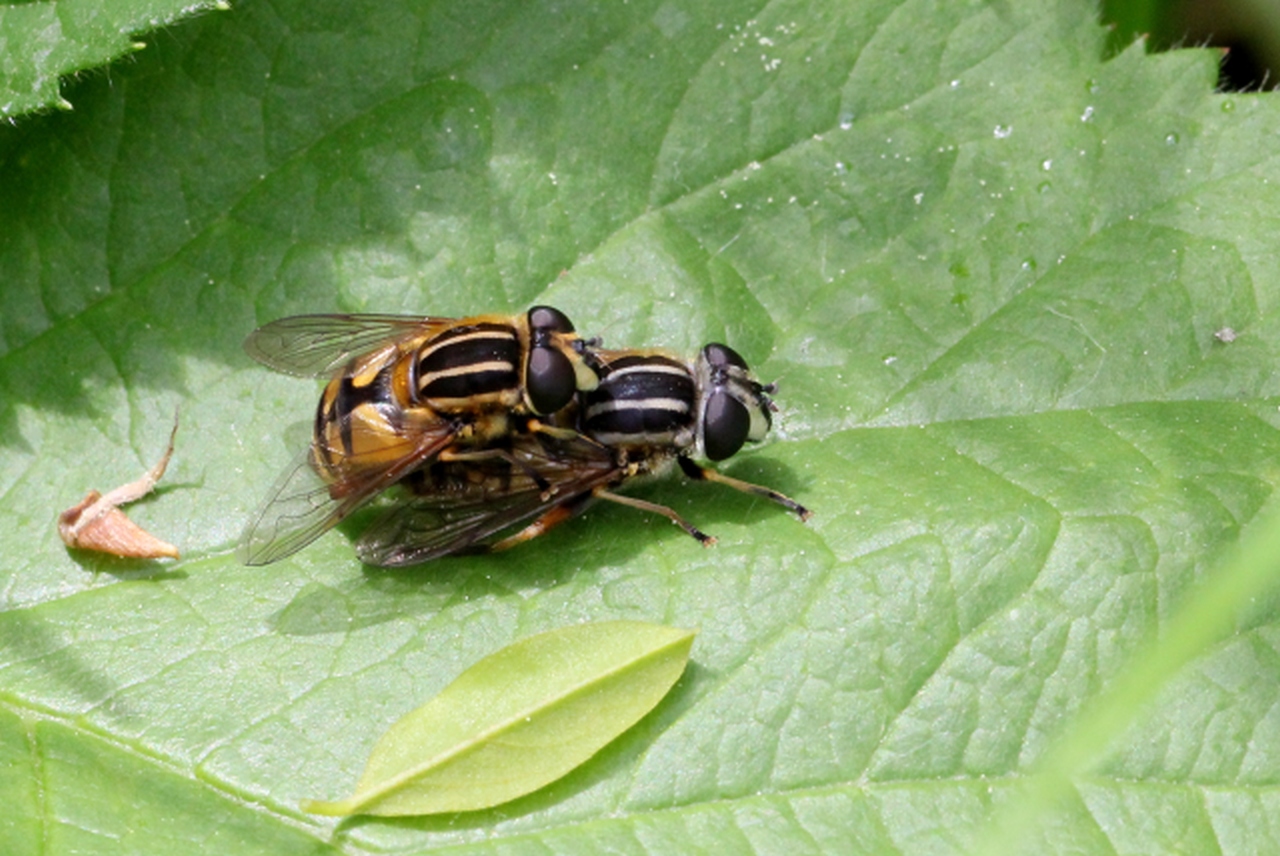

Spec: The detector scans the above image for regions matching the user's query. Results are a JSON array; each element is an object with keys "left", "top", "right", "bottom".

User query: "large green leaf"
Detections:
[
  {"left": 0, "top": 0, "right": 228, "bottom": 118},
  {"left": 3, "top": 0, "right": 1280, "bottom": 853}
]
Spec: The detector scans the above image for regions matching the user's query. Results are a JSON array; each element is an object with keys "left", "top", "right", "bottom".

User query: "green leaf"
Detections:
[
  {"left": 978, "top": 493, "right": 1280, "bottom": 851},
  {"left": 303, "top": 621, "right": 696, "bottom": 816},
  {"left": 0, "top": 0, "right": 229, "bottom": 119},
  {"left": 4, "top": 0, "right": 1280, "bottom": 853}
]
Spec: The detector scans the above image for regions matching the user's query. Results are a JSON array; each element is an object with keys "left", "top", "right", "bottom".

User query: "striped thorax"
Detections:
[{"left": 582, "top": 342, "right": 775, "bottom": 462}]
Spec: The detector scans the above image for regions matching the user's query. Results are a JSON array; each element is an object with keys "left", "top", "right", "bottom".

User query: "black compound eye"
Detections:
[
  {"left": 702, "top": 390, "right": 752, "bottom": 461},
  {"left": 528, "top": 305, "right": 575, "bottom": 335},
  {"left": 702, "top": 342, "right": 748, "bottom": 372},
  {"left": 526, "top": 346, "right": 577, "bottom": 414}
]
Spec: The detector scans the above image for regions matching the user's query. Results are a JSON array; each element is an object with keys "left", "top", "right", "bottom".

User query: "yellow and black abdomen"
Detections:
[
  {"left": 310, "top": 321, "right": 530, "bottom": 486},
  {"left": 312, "top": 348, "right": 426, "bottom": 481}
]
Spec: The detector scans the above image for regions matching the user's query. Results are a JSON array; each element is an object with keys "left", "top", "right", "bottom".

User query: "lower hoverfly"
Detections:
[
  {"left": 354, "top": 342, "right": 811, "bottom": 567},
  {"left": 238, "top": 306, "right": 600, "bottom": 565}
]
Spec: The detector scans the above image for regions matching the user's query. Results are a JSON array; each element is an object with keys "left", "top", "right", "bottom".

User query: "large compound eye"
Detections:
[
  {"left": 702, "top": 390, "right": 752, "bottom": 461},
  {"left": 702, "top": 342, "right": 749, "bottom": 372},
  {"left": 526, "top": 346, "right": 577, "bottom": 414},
  {"left": 528, "top": 305, "right": 576, "bottom": 335}
]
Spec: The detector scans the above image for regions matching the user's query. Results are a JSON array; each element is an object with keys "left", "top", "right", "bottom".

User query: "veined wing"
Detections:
[
  {"left": 237, "top": 423, "right": 457, "bottom": 565},
  {"left": 355, "top": 433, "right": 619, "bottom": 567},
  {"left": 243, "top": 314, "right": 454, "bottom": 377}
]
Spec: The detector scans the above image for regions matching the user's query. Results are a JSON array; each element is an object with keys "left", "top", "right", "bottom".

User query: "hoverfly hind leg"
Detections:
[
  {"left": 594, "top": 489, "right": 716, "bottom": 546},
  {"left": 676, "top": 455, "right": 812, "bottom": 521},
  {"left": 486, "top": 491, "right": 595, "bottom": 552}
]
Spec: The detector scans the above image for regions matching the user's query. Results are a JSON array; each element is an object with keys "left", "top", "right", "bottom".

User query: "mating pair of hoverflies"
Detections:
[{"left": 238, "top": 306, "right": 810, "bottom": 567}]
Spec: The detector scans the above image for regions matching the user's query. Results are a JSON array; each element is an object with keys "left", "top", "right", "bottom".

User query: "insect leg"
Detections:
[
  {"left": 485, "top": 492, "right": 595, "bottom": 552},
  {"left": 522, "top": 417, "right": 616, "bottom": 456},
  {"left": 594, "top": 489, "right": 716, "bottom": 546},
  {"left": 524, "top": 418, "right": 584, "bottom": 442},
  {"left": 676, "top": 456, "right": 812, "bottom": 520}
]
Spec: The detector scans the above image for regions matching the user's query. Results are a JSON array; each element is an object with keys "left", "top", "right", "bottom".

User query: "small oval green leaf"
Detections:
[{"left": 302, "top": 620, "right": 696, "bottom": 816}]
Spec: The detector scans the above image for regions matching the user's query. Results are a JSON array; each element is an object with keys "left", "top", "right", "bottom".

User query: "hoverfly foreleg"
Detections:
[
  {"left": 676, "top": 455, "right": 812, "bottom": 521},
  {"left": 524, "top": 418, "right": 608, "bottom": 448},
  {"left": 594, "top": 489, "right": 716, "bottom": 546}
]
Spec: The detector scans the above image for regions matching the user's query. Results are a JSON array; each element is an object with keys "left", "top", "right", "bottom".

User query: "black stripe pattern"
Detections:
[
  {"left": 415, "top": 323, "right": 521, "bottom": 403},
  {"left": 582, "top": 355, "right": 696, "bottom": 446}
]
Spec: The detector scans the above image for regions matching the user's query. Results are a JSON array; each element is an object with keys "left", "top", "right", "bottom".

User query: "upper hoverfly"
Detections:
[
  {"left": 238, "top": 306, "right": 600, "bottom": 565},
  {"left": 354, "top": 342, "right": 811, "bottom": 567}
]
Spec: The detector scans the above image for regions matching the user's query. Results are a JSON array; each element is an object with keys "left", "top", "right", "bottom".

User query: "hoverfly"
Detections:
[
  {"left": 354, "top": 342, "right": 811, "bottom": 567},
  {"left": 238, "top": 306, "right": 600, "bottom": 565}
]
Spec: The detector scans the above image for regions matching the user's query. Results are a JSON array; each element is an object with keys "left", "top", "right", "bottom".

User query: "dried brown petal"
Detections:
[
  {"left": 59, "top": 492, "right": 180, "bottom": 559},
  {"left": 58, "top": 414, "right": 180, "bottom": 560}
]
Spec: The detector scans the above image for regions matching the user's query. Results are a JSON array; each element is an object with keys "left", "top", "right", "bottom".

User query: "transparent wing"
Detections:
[
  {"left": 243, "top": 314, "right": 454, "bottom": 377},
  {"left": 355, "top": 500, "right": 528, "bottom": 567},
  {"left": 355, "top": 433, "right": 618, "bottom": 567},
  {"left": 237, "top": 448, "right": 351, "bottom": 565},
  {"left": 237, "top": 426, "right": 457, "bottom": 565}
]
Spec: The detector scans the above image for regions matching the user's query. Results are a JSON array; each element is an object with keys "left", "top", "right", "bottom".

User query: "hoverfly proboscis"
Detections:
[
  {"left": 237, "top": 306, "right": 600, "bottom": 565},
  {"left": 353, "top": 342, "right": 811, "bottom": 567}
]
